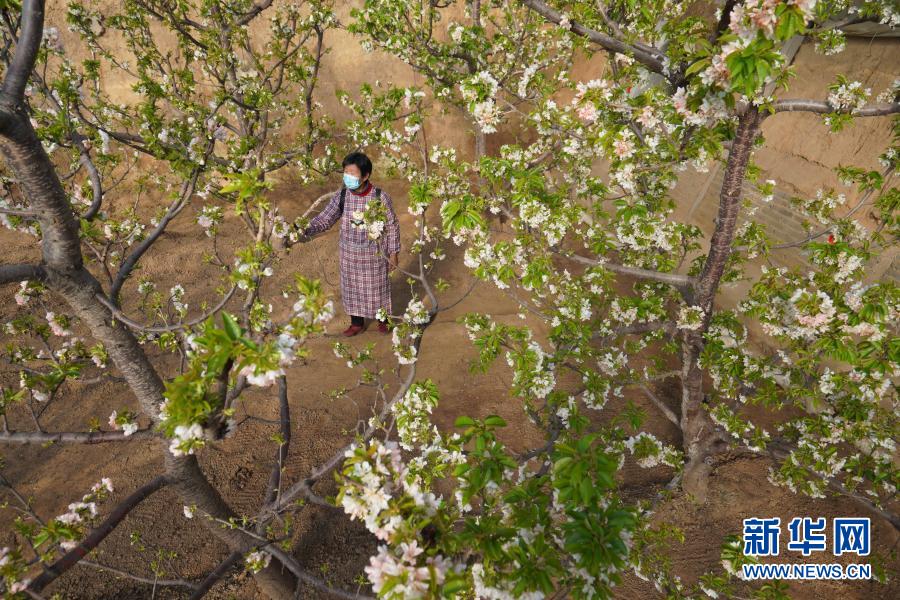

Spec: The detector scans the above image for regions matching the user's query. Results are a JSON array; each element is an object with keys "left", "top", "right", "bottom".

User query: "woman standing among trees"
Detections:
[{"left": 296, "top": 152, "right": 401, "bottom": 336}]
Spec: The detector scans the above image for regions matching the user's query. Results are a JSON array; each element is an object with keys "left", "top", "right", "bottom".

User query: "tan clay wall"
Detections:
[{"left": 672, "top": 37, "right": 899, "bottom": 282}]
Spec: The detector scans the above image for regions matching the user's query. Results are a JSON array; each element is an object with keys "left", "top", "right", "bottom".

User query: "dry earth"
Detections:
[
  {"left": 1, "top": 176, "right": 898, "bottom": 599},
  {"left": 1, "top": 1, "right": 899, "bottom": 598}
]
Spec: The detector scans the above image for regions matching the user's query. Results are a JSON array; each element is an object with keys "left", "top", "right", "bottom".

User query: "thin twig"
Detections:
[
  {"left": 28, "top": 476, "right": 171, "bottom": 592},
  {"left": 96, "top": 285, "right": 237, "bottom": 333}
]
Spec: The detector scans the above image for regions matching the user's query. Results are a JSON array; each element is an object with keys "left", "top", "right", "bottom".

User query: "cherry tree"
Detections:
[
  {"left": 333, "top": 0, "right": 899, "bottom": 597},
  {"left": 0, "top": 0, "right": 897, "bottom": 599},
  {"left": 0, "top": 0, "right": 413, "bottom": 597}
]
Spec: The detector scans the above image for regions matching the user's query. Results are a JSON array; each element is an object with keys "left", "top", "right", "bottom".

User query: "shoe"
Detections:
[
  {"left": 377, "top": 321, "right": 390, "bottom": 334},
  {"left": 342, "top": 324, "right": 364, "bottom": 337}
]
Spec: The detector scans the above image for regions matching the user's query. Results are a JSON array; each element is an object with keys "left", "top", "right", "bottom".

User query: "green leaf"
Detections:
[
  {"left": 454, "top": 415, "right": 475, "bottom": 427},
  {"left": 684, "top": 58, "right": 710, "bottom": 77},
  {"left": 222, "top": 312, "right": 241, "bottom": 341},
  {"left": 484, "top": 415, "right": 507, "bottom": 428}
]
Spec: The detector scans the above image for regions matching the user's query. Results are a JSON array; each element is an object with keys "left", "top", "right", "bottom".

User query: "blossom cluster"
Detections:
[
  {"left": 160, "top": 279, "right": 333, "bottom": 454},
  {"left": 9, "top": 477, "right": 117, "bottom": 571},
  {"left": 390, "top": 297, "right": 429, "bottom": 365},
  {"left": 13, "top": 281, "right": 44, "bottom": 306},
  {"left": 505, "top": 339, "right": 557, "bottom": 400},
  {"left": 170, "top": 284, "right": 188, "bottom": 317},
  {"left": 460, "top": 71, "right": 501, "bottom": 133},
  {"left": 392, "top": 380, "right": 440, "bottom": 451},
  {"left": 352, "top": 196, "right": 389, "bottom": 240},
  {"left": 108, "top": 409, "right": 139, "bottom": 436},
  {"left": 624, "top": 432, "right": 682, "bottom": 469},
  {"left": 366, "top": 542, "right": 456, "bottom": 599},
  {"left": 677, "top": 306, "right": 706, "bottom": 331},
  {"left": 168, "top": 422, "right": 206, "bottom": 457},
  {"left": 340, "top": 439, "right": 437, "bottom": 542},
  {"left": 0, "top": 546, "right": 29, "bottom": 595},
  {"left": 700, "top": 0, "right": 818, "bottom": 96},
  {"left": 45, "top": 312, "right": 72, "bottom": 337},
  {"left": 196, "top": 204, "right": 224, "bottom": 236},
  {"left": 244, "top": 550, "right": 272, "bottom": 574},
  {"left": 232, "top": 254, "right": 274, "bottom": 292},
  {"left": 827, "top": 78, "right": 871, "bottom": 113}
]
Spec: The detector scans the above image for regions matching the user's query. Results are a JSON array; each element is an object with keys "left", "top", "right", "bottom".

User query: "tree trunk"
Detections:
[
  {"left": 680, "top": 106, "right": 762, "bottom": 501},
  {"left": 47, "top": 270, "right": 167, "bottom": 419},
  {"left": 166, "top": 453, "right": 296, "bottom": 599},
  {"left": 0, "top": 103, "right": 81, "bottom": 273},
  {"left": 0, "top": 69, "right": 296, "bottom": 600},
  {"left": 0, "top": 101, "right": 167, "bottom": 419}
]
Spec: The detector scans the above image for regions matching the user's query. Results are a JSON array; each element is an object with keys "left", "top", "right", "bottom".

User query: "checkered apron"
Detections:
[{"left": 304, "top": 184, "right": 401, "bottom": 319}]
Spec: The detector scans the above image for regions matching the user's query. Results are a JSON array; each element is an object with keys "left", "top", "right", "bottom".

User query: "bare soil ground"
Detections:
[{"left": 1, "top": 175, "right": 898, "bottom": 599}]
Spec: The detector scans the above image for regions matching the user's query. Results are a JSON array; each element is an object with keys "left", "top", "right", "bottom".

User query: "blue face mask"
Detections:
[{"left": 343, "top": 173, "right": 361, "bottom": 190}]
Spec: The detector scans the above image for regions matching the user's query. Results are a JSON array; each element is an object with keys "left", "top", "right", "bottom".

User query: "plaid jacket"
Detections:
[{"left": 303, "top": 183, "right": 400, "bottom": 318}]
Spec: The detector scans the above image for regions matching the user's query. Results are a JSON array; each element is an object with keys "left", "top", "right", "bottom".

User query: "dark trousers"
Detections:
[{"left": 351, "top": 315, "right": 386, "bottom": 326}]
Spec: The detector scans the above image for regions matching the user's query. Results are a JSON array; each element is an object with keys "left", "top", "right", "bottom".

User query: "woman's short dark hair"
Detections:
[{"left": 342, "top": 151, "right": 373, "bottom": 178}]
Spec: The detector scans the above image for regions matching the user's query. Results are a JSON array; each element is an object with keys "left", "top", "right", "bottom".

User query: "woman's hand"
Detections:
[{"left": 273, "top": 230, "right": 310, "bottom": 251}]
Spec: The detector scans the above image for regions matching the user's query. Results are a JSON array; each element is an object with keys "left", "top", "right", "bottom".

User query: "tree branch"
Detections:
[
  {"left": 109, "top": 165, "right": 203, "bottom": 304},
  {"left": 76, "top": 136, "right": 103, "bottom": 220},
  {"left": 565, "top": 252, "right": 696, "bottom": 289},
  {"left": 694, "top": 105, "right": 762, "bottom": 312},
  {"left": 679, "top": 105, "right": 763, "bottom": 502},
  {"left": 0, "top": 429, "right": 154, "bottom": 444},
  {"left": 268, "top": 356, "right": 419, "bottom": 516},
  {"left": 235, "top": 0, "right": 275, "bottom": 27},
  {"left": 95, "top": 285, "right": 237, "bottom": 334},
  {"left": 0, "top": 0, "right": 43, "bottom": 103},
  {"left": 772, "top": 100, "right": 900, "bottom": 117},
  {"left": 79, "top": 559, "right": 198, "bottom": 590},
  {"left": 263, "top": 544, "right": 374, "bottom": 600},
  {"left": 165, "top": 453, "right": 297, "bottom": 597},
  {"left": 770, "top": 166, "right": 893, "bottom": 250},
  {"left": 766, "top": 441, "right": 900, "bottom": 532},
  {"left": 187, "top": 550, "right": 242, "bottom": 600},
  {"left": 709, "top": 0, "right": 739, "bottom": 45},
  {"left": 0, "top": 262, "right": 44, "bottom": 284},
  {"left": 28, "top": 475, "right": 170, "bottom": 592},
  {"left": 638, "top": 383, "right": 679, "bottom": 426},
  {"left": 0, "top": 0, "right": 167, "bottom": 423},
  {"left": 519, "top": 0, "right": 667, "bottom": 76},
  {"left": 593, "top": 320, "right": 676, "bottom": 343},
  {"left": 0, "top": 205, "right": 37, "bottom": 216},
  {"left": 261, "top": 376, "right": 291, "bottom": 508}
]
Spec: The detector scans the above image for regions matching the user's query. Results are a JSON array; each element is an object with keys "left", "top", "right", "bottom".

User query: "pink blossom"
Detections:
[
  {"left": 672, "top": 87, "right": 689, "bottom": 114},
  {"left": 613, "top": 137, "right": 635, "bottom": 159},
  {"left": 400, "top": 540, "right": 424, "bottom": 563},
  {"left": 748, "top": 3, "right": 777, "bottom": 36},
  {"left": 728, "top": 4, "right": 746, "bottom": 34},
  {"left": 636, "top": 106, "right": 658, "bottom": 128},
  {"left": 364, "top": 546, "right": 402, "bottom": 593},
  {"left": 56, "top": 511, "right": 82, "bottom": 525},
  {"left": 10, "top": 580, "right": 31, "bottom": 594},
  {"left": 577, "top": 103, "right": 598, "bottom": 122},
  {"left": 14, "top": 282, "right": 28, "bottom": 305},
  {"left": 91, "top": 478, "right": 114, "bottom": 494},
  {"left": 239, "top": 365, "right": 284, "bottom": 387},
  {"left": 45, "top": 312, "right": 70, "bottom": 336},
  {"left": 701, "top": 53, "right": 730, "bottom": 86}
]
